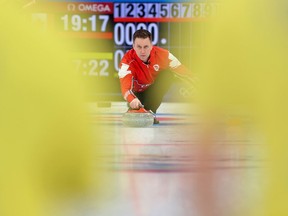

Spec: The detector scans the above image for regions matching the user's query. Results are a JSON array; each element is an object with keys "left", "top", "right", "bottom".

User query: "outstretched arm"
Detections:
[{"left": 119, "top": 63, "right": 142, "bottom": 109}]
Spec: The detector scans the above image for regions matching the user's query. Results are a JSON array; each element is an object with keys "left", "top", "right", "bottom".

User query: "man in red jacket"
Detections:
[{"left": 118, "top": 29, "right": 193, "bottom": 124}]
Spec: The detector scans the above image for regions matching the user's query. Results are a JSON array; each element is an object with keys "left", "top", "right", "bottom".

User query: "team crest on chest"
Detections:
[{"left": 153, "top": 64, "right": 160, "bottom": 71}]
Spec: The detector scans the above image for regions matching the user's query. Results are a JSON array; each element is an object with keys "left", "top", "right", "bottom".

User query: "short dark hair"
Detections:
[{"left": 133, "top": 29, "right": 152, "bottom": 43}]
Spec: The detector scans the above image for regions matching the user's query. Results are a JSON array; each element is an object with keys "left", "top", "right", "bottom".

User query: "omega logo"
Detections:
[{"left": 67, "top": 3, "right": 111, "bottom": 13}]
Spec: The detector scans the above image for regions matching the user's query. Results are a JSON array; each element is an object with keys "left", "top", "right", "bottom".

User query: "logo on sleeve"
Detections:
[{"left": 153, "top": 64, "right": 160, "bottom": 71}]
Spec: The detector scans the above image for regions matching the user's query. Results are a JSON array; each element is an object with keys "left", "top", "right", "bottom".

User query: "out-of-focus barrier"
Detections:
[
  {"left": 193, "top": 0, "right": 288, "bottom": 215},
  {"left": 0, "top": 2, "right": 112, "bottom": 216}
]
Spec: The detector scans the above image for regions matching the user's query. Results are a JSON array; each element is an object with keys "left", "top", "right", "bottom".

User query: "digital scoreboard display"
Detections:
[{"left": 29, "top": 0, "right": 218, "bottom": 101}]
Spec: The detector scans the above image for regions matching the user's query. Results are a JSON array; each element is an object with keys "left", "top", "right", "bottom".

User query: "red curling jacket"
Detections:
[{"left": 118, "top": 46, "right": 191, "bottom": 103}]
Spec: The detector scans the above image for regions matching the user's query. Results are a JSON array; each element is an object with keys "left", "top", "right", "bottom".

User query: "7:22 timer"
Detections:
[{"left": 74, "top": 59, "right": 110, "bottom": 77}]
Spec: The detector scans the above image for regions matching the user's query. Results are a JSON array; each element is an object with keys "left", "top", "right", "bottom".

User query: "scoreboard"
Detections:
[{"left": 29, "top": 0, "right": 218, "bottom": 101}]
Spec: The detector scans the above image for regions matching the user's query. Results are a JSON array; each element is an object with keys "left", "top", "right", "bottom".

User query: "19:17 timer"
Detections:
[{"left": 60, "top": 14, "right": 109, "bottom": 32}]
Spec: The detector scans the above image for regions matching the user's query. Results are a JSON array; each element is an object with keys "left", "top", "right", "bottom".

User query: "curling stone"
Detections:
[{"left": 122, "top": 108, "right": 154, "bottom": 127}]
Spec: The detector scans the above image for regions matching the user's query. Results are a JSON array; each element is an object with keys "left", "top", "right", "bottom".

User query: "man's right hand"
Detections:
[{"left": 129, "top": 98, "right": 142, "bottom": 109}]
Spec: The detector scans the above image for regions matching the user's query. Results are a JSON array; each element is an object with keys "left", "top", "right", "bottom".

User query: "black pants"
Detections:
[{"left": 134, "top": 70, "right": 174, "bottom": 113}]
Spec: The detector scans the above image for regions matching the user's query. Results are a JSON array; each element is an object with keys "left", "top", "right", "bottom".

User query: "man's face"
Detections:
[{"left": 133, "top": 37, "right": 153, "bottom": 62}]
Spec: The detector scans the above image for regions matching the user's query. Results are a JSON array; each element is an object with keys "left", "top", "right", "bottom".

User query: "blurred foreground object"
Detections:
[
  {"left": 193, "top": 0, "right": 288, "bottom": 215},
  {"left": 0, "top": 2, "right": 108, "bottom": 216}
]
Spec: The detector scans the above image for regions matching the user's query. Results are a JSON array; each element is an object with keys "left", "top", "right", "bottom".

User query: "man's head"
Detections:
[{"left": 133, "top": 29, "right": 153, "bottom": 62}]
